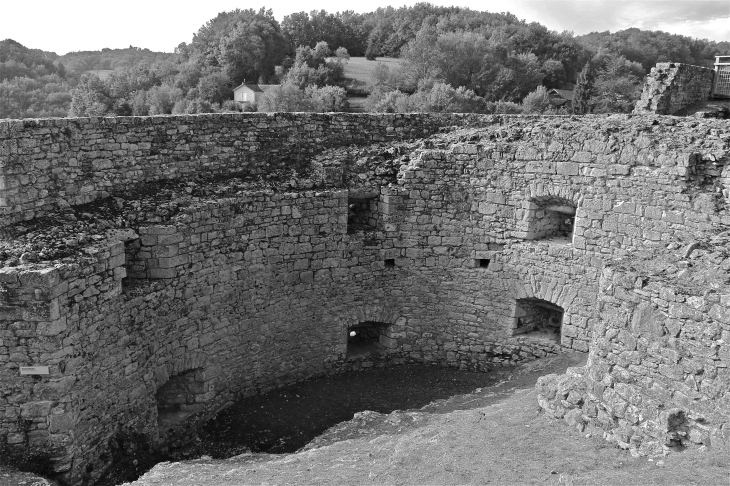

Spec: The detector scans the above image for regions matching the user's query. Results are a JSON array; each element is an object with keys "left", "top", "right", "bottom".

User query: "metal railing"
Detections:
[{"left": 713, "top": 56, "right": 730, "bottom": 98}]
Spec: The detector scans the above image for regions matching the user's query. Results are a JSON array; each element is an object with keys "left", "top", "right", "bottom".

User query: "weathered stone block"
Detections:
[
  {"left": 556, "top": 162, "right": 580, "bottom": 175},
  {"left": 149, "top": 268, "right": 177, "bottom": 279},
  {"left": 20, "top": 401, "right": 55, "bottom": 418}
]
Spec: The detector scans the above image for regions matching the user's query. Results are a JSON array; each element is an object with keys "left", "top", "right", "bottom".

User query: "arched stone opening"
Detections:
[
  {"left": 346, "top": 321, "right": 390, "bottom": 359},
  {"left": 512, "top": 298, "right": 564, "bottom": 343},
  {"left": 523, "top": 196, "right": 577, "bottom": 244},
  {"left": 155, "top": 368, "right": 209, "bottom": 435}
]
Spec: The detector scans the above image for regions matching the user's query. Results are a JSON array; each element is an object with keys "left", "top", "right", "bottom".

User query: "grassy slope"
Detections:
[
  {"left": 343, "top": 57, "right": 403, "bottom": 113},
  {"left": 343, "top": 57, "right": 403, "bottom": 88},
  {"left": 129, "top": 354, "right": 728, "bottom": 486}
]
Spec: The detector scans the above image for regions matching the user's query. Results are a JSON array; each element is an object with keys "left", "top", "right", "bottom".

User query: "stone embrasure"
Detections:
[{"left": 0, "top": 113, "right": 728, "bottom": 484}]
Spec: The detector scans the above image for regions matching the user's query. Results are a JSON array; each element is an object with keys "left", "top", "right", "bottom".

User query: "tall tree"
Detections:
[
  {"left": 216, "top": 9, "right": 287, "bottom": 85},
  {"left": 572, "top": 62, "right": 594, "bottom": 115},
  {"left": 69, "top": 74, "right": 113, "bottom": 116}
]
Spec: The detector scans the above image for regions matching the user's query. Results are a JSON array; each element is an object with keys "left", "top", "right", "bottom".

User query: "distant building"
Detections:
[
  {"left": 233, "top": 83, "right": 279, "bottom": 106},
  {"left": 548, "top": 88, "right": 574, "bottom": 109}
]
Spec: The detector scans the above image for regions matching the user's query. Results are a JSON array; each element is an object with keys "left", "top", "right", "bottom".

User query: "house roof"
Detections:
[
  {"left": 233, "top": 83, "right": 262, "bottom": 93},
  {"left": 549, "top": 89, "right": 574, "bottom": 101},
  {"left": 233, "top": 83, "right": 279, "bottom": 93}
]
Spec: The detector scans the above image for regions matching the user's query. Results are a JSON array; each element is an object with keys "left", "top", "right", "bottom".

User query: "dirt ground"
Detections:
[
  {"left": 6, "top": 352, "right": 727, "bottom": 485},
  {"left": 191, "top": 362, "right": 520, "bottom": 457},
  {"left": 128, "top": 352, "right": 728, "bottom": 486},
  {"left": 101, "top": 360, "right": 525, "bottom": 484},
  {"left": 127, "top": 352, "right": 729, "bottom": 486}
]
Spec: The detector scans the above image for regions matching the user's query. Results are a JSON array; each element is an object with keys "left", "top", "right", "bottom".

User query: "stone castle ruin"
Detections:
[
  {"left": 0, "top": 75, "right": 728, "bottom": 484},
  {"left": 634, "top": 60, "right": 730, "bottom": 116}
]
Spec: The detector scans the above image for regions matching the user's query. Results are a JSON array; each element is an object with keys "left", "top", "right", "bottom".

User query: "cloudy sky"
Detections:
[{"left": 2, "top": 0, "right": 728, "bottom": 54}]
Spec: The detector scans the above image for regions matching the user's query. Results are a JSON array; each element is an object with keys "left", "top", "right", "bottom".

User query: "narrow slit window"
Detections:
[{"left": 477, "top": 259, "right": 490, "bottom": 268}]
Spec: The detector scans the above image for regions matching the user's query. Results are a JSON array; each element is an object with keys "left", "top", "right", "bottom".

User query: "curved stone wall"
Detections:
[
  {"left": 0, "top": 113, "right": 491, "bottom": 227},
  {"left": 0, "top": 113, "right": 727, "bottom": 484}
]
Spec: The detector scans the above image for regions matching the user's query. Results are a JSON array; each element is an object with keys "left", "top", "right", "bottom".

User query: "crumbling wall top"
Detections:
[{"left": 633, "top": 63, "right": 716, "bottom": 115}]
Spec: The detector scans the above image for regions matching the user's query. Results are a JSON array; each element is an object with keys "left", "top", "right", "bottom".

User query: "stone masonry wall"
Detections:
[
  {"left": 0, "top": 113, "right": 728, "bottom": 484},
  {"left": 634, "top": 63, "right": 715, "bottom": 115},
  {"left": 0, "top": 113, "right": 491, "bottom": 227},
  {"left": 537, "top": 247, "right": 730, "bottom": 456}
]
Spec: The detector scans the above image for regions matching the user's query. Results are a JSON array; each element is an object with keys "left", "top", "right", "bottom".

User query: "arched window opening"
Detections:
[
  {"left": 512, "top": 298, "right": 563, "bottom": 343},
  {"left": 156, "top": 368, "right": 207, "bottom": 434},
  {"left": 524, "top": 196, "right": 576, "bottom": 244},
  {"left": 347, "top": 321, "right": 389, "bottom": 359}
]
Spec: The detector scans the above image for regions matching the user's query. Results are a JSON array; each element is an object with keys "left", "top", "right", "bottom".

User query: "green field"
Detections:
[
  {"left": 343, "top": 56, "right": 403, "bottom": 88},
  {"left": 343, "top": 57, "right": 403, "bottom": 112}
]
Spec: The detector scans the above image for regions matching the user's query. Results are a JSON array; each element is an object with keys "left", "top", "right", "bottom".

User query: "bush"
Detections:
[
  {"left": 308, "top": 85, "right": 348, "bottom": 112},
  {"left": 259, "top": 81, "right": 315, "bottom": 112},
  {"left": 171, "top": 98, "right": 215, "bottom": 114},
  {"left": 521, "top": 85, "right": 551, "bottom": 114},
  {"left": 365, "top": 45, "right": 377, "bottom": 61},
  {"left": 488, "top": 100, "right": 523, "bottom": 114},
  {"left": 366, "top": 83, "right": 491, "bottom": 114},
  {"left": 220, "top": 100, "right": 241, "bottom": 112},
  {"left": 368, "top": 89, "right": 413, "bottom": 113}
]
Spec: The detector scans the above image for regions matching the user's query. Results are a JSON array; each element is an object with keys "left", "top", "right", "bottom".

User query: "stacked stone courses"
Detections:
[
  {"left": 0, "top": 113, "right": 494, "bottom": 226},
  {"left": 0, "top": 112, "right": 728, "bottom": 484},
  {"left": 634, "top": 63, "right": 716, "bottom": 115}
]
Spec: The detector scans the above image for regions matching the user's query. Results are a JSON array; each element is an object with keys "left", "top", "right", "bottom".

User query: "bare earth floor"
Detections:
[{"left": 128, "top": 352, "right": 729, "bottom": 486}]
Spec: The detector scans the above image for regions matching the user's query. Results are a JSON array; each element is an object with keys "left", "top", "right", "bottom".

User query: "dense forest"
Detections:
[{"left": 1, "top": 4, "right": 728, "bottom": 119}]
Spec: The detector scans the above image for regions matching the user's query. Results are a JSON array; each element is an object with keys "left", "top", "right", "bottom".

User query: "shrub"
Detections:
[
  {"left": 521, "top": 85, "right": 551, "bottom": 114},
  {"left": 488, "top": 100, "right": 523, "bottom": 114},
  {"left": 259, "top": 81, "right": 315, "bottom": 112},
  {"left": 308, "top": 85, "right": 348, "bottom": 112}
]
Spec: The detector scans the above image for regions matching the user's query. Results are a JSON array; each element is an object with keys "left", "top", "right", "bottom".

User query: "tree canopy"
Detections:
[{"left": 0, "top": 5, "right": 728, "bottom": 119}]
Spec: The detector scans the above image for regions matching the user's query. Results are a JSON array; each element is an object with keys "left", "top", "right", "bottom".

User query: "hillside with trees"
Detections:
[
  {"left": 0, "top": 4, "right": 728, "bottom": 119},
  {"left": 59, "top": 46, "right": 175, "bottom": 73},
  {"left": 0, "top": 39, "right": 73, "bottom": 118}
]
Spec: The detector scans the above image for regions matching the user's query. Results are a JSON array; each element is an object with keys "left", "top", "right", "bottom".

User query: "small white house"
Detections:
[{"left": 233, "top": 83, "right": 279, "bottom": 106}]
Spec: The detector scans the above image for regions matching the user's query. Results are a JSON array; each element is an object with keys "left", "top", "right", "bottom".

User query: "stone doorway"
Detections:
[
  {"left": 156, "top": 368, "right": 208, "bottom": 436},
  {"left": 347, "top": 321, "right": 389, "bottom": 359},
  {"left": 512, "top": 298, "right": 564, "bottom": 343}
]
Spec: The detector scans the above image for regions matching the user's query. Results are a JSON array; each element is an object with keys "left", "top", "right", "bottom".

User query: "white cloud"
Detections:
[
  {"left": 651, "top": 17, "right": 730, "bottom": 41},
  {"left": 492, "top": 0, "right": 729, "bottom": 41},
  {"left": 0, "top": 0, "right": 727, "bottom": 54}
]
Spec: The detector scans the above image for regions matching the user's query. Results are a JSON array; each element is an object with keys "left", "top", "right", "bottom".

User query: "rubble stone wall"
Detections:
[
  {"left": 0, "top": 114, "right": 728, "bottom": 483},
  {"left": 0, "top": 113, "right": 491, "bottom": 227},
  {"left": 537, "top": 251, "right": 730, "bottom": 456},
  {"left": 634, "top": 63, "right": 715, "bottom": 115}
]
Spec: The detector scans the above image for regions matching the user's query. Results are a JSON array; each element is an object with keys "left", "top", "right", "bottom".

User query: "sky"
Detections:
[{"left": 1, "top": 0, "right": 728, "bottom": 55}]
